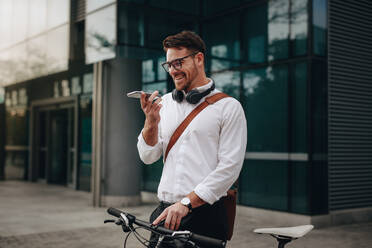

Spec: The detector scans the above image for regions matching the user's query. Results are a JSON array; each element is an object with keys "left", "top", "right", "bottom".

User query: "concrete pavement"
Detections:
[{"left": 0, "top": 180, "right": 371, "bottom": 248}]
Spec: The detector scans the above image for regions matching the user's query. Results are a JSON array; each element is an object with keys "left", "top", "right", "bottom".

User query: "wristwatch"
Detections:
[{"left": 180, "top": 197, "right": 193, "bottom": 212}]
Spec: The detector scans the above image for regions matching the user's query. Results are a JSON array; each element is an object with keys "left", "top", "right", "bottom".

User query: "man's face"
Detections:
[{"left": 166, "top": 47, "right": 199, "bottom": 92}]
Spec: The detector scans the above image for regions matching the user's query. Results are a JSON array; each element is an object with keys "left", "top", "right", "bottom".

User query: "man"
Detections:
[{"left": 137, "top": 30, "right": 247, "bottom": 246}]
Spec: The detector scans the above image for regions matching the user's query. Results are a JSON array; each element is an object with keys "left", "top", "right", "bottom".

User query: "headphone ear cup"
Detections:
[
  {"left": 172, "top": 89, "right": 184, "bottom": 103},
  {"left": 185, "top": 89, "right": 202, "bottom": 104}
]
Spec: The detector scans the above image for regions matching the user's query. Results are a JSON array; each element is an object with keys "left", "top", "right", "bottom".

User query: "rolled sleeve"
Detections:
[
  {"left": 137, "top": 130, "right": 163, "bottom": 164},
  {"left": 194, "top": 184, "right": 220, "bottom": 205}
]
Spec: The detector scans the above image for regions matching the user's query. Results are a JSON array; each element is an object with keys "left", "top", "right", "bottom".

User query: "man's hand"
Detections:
[
  {"left": 140, "top": 91, "right": 162, "bottom": 146},
  {"left": 152, "top": 202, "right": 189, "bottom": 230}
]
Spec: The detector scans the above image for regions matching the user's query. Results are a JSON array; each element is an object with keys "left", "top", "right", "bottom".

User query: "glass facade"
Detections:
[
  {"left": 0, "top": 0, "right": 70, "bottom": 86},
  {"left": 0, "top": 0, "right": 330, "bottom": 214}
]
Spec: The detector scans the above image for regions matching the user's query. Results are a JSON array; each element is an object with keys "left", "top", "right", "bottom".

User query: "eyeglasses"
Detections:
[{"left": 161, "top": 52, "right": 198, "bottom": 73}]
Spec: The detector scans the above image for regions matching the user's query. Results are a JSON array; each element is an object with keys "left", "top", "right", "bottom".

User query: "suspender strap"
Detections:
[{"left": 164, "top": 92, "right": 229, "bottom": 163}]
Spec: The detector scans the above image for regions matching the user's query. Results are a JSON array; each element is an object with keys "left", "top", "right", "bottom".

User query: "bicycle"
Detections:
[{"left": 105, "top": 207, "right": 313, "bottom": 248}]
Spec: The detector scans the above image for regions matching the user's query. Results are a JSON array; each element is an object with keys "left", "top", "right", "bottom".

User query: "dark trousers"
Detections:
[{"left": 148, "top": 199, "right": 228, "bottom": 248}]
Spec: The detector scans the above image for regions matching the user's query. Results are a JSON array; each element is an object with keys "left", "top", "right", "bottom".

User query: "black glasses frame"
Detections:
[{"left": 161, "top": 52, "right": 199, "bottom": 72}]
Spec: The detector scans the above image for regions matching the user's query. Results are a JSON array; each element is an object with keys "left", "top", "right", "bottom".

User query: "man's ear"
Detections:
[{"left": 196, "top": 52, "right": 204, "bottom": 67}]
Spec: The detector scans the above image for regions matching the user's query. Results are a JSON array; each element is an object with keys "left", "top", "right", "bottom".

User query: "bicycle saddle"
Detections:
[{"left": 254, "top": 225, "right": 314, "bottom": 239}]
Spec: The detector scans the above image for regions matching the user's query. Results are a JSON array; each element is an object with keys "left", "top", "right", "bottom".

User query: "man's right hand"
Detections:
[{"left": 140, "top": 91, "right": 162, "bottom": 146}]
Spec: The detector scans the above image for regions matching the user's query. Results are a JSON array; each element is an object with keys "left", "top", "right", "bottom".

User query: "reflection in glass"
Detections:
[
  {"left": 313, "top": 0, "right": 327, "bottom": 55},
  {"left": 204, "top": 15, "right": 240, "bottom": 61},
  {"left": 0, "top": 87, "right": 4, "bottom": 104},
  {"left": 29, "top": 0, "right": 47, "bottom": 37},
  {"left": 13, "top": 43, "right": 29, "bottom": 83},
  {"left": 244, "top": 4, "right": 267, "bottom": 63},
  {"left": 28, "top": 35, "right": 47, "bottom": 78},
  {"left": 118, "top": 4, "right": 145, "bottom": 46},
  {"left": 86, "top": 0, "right": 115, "bottom": 14},
  {"left": 0, "top": 0, "right": 13, "bottom": 49},
  {"left": 71, "top": 77, "right": 81, "bottom": 95},
  {"left": 157, "top": 57, "right": 167, "bottom": 81},
  {"left": 46, "top": 24, "right": 69, "bottom": 74},
  {"left": 243, "top": 65, "right": 288, "bottom": 152},
  {"left": 142, "top": 60, "right": 155, "bottom": 83},
  {"left": 83, "top": 73, "right": 93, "bottom": 94},
  {"left": 211, "top": 71, "right": 240, "bottom": 99},
  {"left": 12, "top": 0, "right": 29, "bottom": 44},
  {"left": 291, "top": 0, "right": 307, "bottom": 56},
  {"left": 0, "top": 50, "right": 14, "bottom": 86},
  {"left": 86, "top": 5, "right": 116, "bottom": 64},
  {"left": 47, "top": 0, "right": 70, "bottom": 29},
  {"left": 268, "top": 0, "right": 289, "bottom": 61}
]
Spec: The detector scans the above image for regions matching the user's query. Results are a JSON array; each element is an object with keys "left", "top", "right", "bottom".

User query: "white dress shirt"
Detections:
[{"left": 137, "top": 80, "right": 247, "bottom": 204}]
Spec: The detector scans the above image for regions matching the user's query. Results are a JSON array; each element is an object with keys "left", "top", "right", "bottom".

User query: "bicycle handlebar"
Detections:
[{"left": 107, "top": 207, "right": 226, "bottom": 248}]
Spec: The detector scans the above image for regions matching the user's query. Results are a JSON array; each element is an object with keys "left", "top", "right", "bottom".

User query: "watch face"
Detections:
[{"left": 181, "top": 197, "right": 190, "bottom": 205}]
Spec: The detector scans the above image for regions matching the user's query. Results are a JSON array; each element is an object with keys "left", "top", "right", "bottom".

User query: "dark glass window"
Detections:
[
  {"left": 79, "top": 95, "right": 92, "bottom": 191},
  {"left": 85, "top": 5, "right": 116, "bottom": 64},
  {"left": 244, "top": 4, "right": 268, "bottom": 64},
  {"left": 118, "top": 5, "right": 145, "bottom": 46},
  {"left": 268, "top": 0, "right": 289, "bottom": 61},
  {"left": 291, "top": 62, "right": 307, "bottom": 153},
  {"left": 240, "top": 160, "right": 289, "bottom": 211},
  {"left": 313, "top": 0, "right": 327, "bottom": 55},
  {"left": 203, "top": 15, "right": 240, "bottom": 72},
  {"left": 243, "top": 65, "right": 289, "bottom": 152},
  {"left": 211, "top": 70, "right": 240, "bottom": 99},
  {"left": 203, "top": 0, "right": 241, "bottom": 17},
  {"left": 291, "top": 0, "right": 308, "bottom": 56}
]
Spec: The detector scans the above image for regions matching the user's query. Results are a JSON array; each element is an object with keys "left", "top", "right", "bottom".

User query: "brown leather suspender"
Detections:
[{"left": 163, "top": 92, "right": 229, "bottom": 163}]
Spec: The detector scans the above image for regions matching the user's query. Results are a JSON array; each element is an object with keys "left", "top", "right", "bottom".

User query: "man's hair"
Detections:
[{"left": 162, "top": 30, "right": 206, "bottom": 55}]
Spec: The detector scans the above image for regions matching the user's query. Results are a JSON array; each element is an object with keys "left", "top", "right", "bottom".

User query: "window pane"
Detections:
[
  {"left": 268, "top": 0, "right": 289, "bottom": 61},
  {"left": 291, "top": 62, "right": 307, "bottom": 152},
  {"left": 240, "top": 160, "right": 288, "bottom": 211},
  {"left": 118, "top": 5, "right": 145, "bottom": 46},
  {"left": 29, "top": 0, "right": 47, "bottom": 37},
  {"left": 13, "top": 43, "right": 29, "bottom": 83},
  {"left": 211, "top": 70, "right": 240, "bottom": 99},
  {"left": 243, "top": 65, "right": 288, "bottom": 152},
  {"left": 28, "top": 35, "right": 47, "bottom": 78},
  {"left": 0, "top": 87, "right": 4, "bottom": 104},
  {"left": 46, "top": 24, "right": 69, "bottom": 74},
  {"left": 86, "top": 5, "right": 116, "bottom": 64},
  {"left": 86, "top": 0, "right": 115, "bottom": 14},
  {"left": 149, "top": 0, "right": 199, "bottom": 15},
  {"left": 12, "top": 0, "right": 29, "bottom": 44},
  {"left": 0, "top": 0, "right": 13, "bottom": 49},
  {"left": 47, "top": 0, "right": 70, "bottom": 29},
  {"left": 313, "top": 0, "right": 327, "bottom": 55},
  {"left": 203, "top": 0, "right": 241, "bottom": 17},
  {"left": 291, "top": 0, "right": 307, "bottom": 56},
  {"left": 83, "top": 73, "right": 93, "bottom": 94},
  {"left": 146, "top": 13, "right": 195, "bottom": 49},
  {"left": 204, "top": 15, "right": 240, "bottom": 62},
  {"left": 244, "top": 4, "right": 268, "bottom": 64}
]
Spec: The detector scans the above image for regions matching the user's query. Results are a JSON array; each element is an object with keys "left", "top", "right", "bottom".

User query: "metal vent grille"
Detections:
[
  {"left": 328, "top": 0, "right": 372, "bottom": 210},
  {"left": 72, "top": 0, "right": 86, "bottom": 22}
]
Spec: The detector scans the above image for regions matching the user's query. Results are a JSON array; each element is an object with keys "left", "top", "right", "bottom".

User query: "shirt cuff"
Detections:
[{"left": 194, "top": 184, "right": 219, "bottom": 205}]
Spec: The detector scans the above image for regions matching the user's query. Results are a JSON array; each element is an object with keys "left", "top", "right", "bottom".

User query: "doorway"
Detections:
[{"left": 30, "top": 97, "right": 78, "bottom": 188}]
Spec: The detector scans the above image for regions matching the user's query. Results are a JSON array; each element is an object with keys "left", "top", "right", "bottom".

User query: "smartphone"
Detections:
[{"left": 126, "top": 91, "right": 161, "bottom": 99}]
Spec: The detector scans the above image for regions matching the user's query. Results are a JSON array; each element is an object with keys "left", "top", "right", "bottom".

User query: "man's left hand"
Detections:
[{"left": 152, "top": 202, "right": 189, "bottom": 230}]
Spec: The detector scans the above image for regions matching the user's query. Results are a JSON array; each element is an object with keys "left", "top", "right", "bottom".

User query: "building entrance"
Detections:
[{"left": 29, "top": 97, "right": 78, "bottom": 188}]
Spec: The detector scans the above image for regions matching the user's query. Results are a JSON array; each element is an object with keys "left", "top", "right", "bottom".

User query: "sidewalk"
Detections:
[{"left": 0, "top": 180, "right": 371, "bottom": 248}]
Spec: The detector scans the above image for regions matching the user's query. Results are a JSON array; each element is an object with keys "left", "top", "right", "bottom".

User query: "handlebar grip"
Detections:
[
  {"left": 190, "top": 233, "right": 226, "bottom": 248},
  {"left": 107, "top": 207, "right": 123, "bottom": 218}
]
